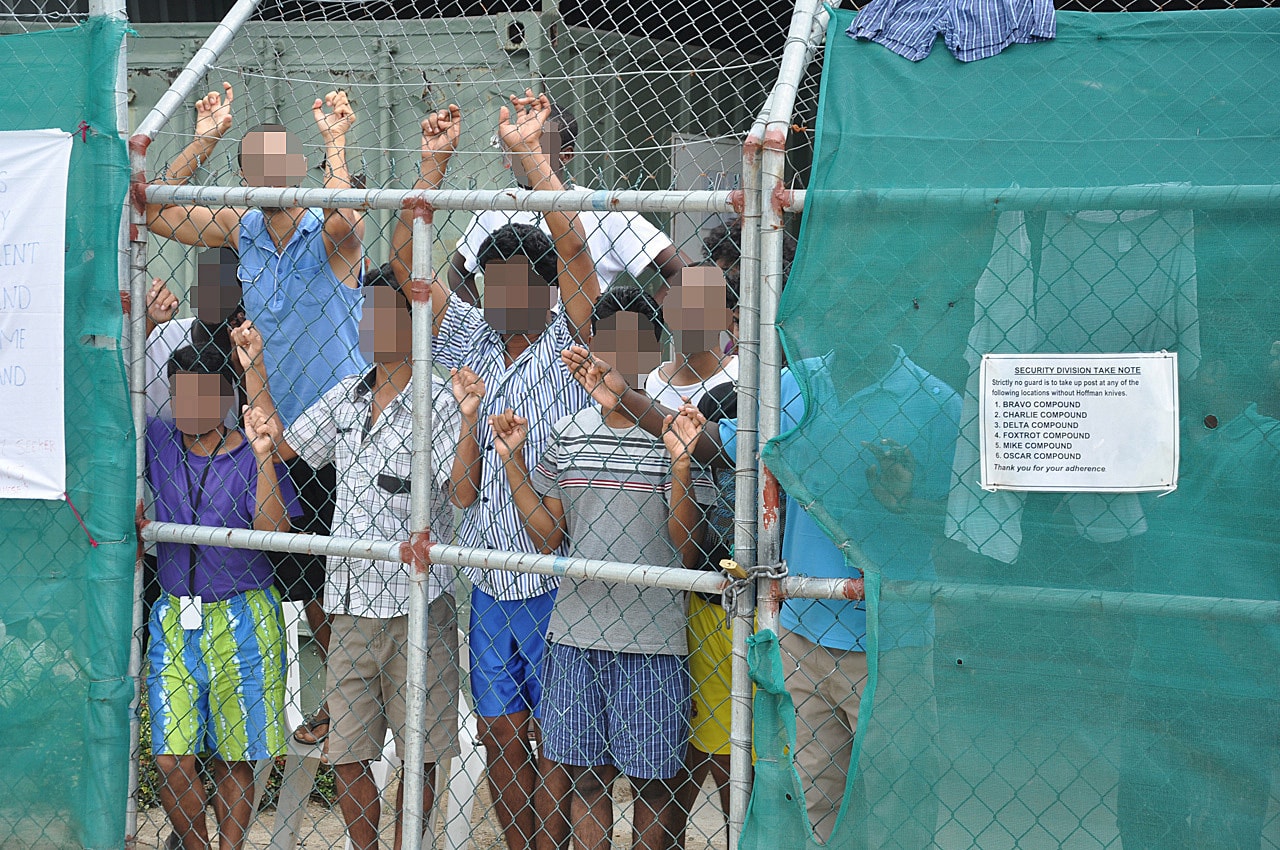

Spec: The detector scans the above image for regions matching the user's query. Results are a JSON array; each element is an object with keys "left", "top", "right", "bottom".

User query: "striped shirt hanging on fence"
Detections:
[{"left": 847, "top": 0, "right": 1055, "bottom": 63}]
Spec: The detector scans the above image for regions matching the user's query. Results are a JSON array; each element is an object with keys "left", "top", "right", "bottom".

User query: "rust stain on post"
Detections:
[
  {"left": 402, "top": 531, "right": 434, "bottom": 573},
  {"left": 401, "top": 196, "right": 434, "bottom": 224},
  {"left": 129, "top": 178, "right": 148, "bottom": 215},
  {"left": 842, "top": 578, "right": 866, "bottom": 601},
  {"left": 127, "top": 134, "right": 151, "bottom": 156},
  {"left": 729, "top": 189, "right": 746, "bottom": 215},
  {"left": 409, "top": 278, "right": 432, "bottom": 304},
  {"left": 762, "top": 466, "right": 780, "bottom": 530},
  {"left": 771, "top": 183, "right": 795, "bottom": 215}
]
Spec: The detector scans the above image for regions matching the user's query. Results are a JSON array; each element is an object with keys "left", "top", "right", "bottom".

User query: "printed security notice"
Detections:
[{"left": 979, "top": 352, "right": 1179, "bottom": 493}]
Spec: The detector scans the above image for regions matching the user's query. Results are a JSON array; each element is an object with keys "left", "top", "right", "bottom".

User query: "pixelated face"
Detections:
[
  {"left": 171, "top": 372, "right": 235, "bottom": 436},
  {"left": 508, "top": 121, "right": 566, "bottom": 185},
  {"left": 482, "top": 258, "right": 553, "bottom": 334},
  {"left": 592, "top": 312, "right": 663, "bottom": 386},
  {"left": 192, "top": 248, "right": 243, "bottom": 324},
  {"left": 359, "top": 286, "right": 412, "bottom": 361},
  {"left": 666, "top": 266, "right": 733, "bottom": 355},
  {"left": 239, "top": 130, "right": 307, "bottom": 188}
]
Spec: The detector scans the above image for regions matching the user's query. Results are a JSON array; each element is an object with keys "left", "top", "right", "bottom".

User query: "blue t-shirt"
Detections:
[
  {"left": 238, "top": 208, "right": 367, "bottom": 427},
  {"left": 720, "top": 351, "right": 961, "bottom": 651}
]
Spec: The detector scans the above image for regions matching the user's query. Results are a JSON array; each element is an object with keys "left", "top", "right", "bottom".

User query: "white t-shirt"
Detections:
[
  {"left": 643, "top": 355, "right": 739, "bottom": 409},
  {"left": 455, "top": 185, "right": 672, "bottom": 291},
  {"left": 145, "top": 317, "right": 197, "bottom": 422}
]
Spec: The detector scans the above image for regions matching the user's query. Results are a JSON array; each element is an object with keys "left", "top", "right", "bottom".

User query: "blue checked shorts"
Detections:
[{"left": 540, "top": 642, "right": 690, "bottom": 779}]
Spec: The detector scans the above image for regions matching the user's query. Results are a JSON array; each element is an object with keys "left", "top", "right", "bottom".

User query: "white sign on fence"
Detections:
[
  {"left": 979, "top": 351, "right": 1179, "bottom": 493},
  {"left": 0, "top": 129, "right": 72, "bottom": 500}
]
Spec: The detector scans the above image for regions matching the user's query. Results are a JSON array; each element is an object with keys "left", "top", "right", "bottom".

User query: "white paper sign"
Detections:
[
  {"left": 0, "top": 129, "right": 72, "bottom": 500},
  {"left": 979, "top": 352, "right": 1179, "bottom": 493}
]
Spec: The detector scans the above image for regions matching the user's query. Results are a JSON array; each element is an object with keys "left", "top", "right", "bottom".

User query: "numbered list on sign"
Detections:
[{"left": 979, "top": 352, "right": 1179, "bottom": 492}]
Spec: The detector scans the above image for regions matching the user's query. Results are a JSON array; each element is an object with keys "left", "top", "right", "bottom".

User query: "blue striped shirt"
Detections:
[
  {"left": 848, "top": 0, "right": 1054, "bottom": 63},
  {"left": 432, "top": 294, "right": 591, "bottom": 600}
]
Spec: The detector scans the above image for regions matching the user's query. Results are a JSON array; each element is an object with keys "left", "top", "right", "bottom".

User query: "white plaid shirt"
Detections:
[
  {"left": 433, "top": 294, "right": 592, "bottom": 600},
  {"left": 286, "top": 367, "right": 460, "bottom": 618}
]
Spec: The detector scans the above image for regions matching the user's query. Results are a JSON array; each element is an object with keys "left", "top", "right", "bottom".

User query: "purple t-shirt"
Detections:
[{"left": 146, "top": 418, "right": 299, "bottom": 601}]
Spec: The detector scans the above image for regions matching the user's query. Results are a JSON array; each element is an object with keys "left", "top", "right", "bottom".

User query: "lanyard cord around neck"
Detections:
[{"left": 181, "top": 437, "right": 217, "bottom": 597}]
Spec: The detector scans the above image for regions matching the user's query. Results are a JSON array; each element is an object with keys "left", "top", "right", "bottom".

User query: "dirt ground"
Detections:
[{"left": 134, "top": 769, "right": 730, "bottom": 850}]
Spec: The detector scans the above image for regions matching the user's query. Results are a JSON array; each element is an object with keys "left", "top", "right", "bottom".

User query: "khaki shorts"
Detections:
[{"left": 326, "top": 595, "right": 460, "bottom": 766}]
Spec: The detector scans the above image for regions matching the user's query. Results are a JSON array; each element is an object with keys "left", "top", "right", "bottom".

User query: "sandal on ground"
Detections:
[{"left": 293, "top": 708, "right": 330, "bottom": 746}]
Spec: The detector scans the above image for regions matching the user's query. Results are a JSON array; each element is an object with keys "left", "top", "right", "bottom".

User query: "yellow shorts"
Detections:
[{"left": 688, "top": 593, "right": 734, "bottom": 756}]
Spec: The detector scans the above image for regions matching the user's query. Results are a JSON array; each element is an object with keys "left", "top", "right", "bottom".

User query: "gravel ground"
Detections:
[{"left": 133, "top": 767, "right": 729, "bottom": 850}]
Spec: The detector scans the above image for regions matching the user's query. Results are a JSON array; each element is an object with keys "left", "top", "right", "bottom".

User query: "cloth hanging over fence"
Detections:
[
  {"left": 0, "top": 18, "right": 133, "bottom": 850},
  {"left": 744, "top": 8, "right": 1280, "bottom": 849},
  {"left": 847, "top": 0, "right": 1054, "bottom": 62}
]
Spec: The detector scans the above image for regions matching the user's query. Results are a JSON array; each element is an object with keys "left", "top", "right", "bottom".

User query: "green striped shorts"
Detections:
[{"left": 146, "top": 587, "right": 287, "bottom": 761}]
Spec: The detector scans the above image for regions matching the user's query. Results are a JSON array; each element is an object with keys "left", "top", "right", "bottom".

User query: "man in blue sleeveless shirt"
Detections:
[{"left": 146, "top": 83, "right": 369, "bottom": 746}]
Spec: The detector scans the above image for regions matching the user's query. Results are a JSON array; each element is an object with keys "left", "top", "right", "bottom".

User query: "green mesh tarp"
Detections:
[
  {"left": 0, "top": 19, "right": 134, "bottom": 850},
  {"left": 746, "top": 9, "right": 1280, "bottom": 849}
]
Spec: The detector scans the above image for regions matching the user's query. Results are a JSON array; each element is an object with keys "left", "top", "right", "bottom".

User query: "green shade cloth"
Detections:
[
  {"left": 0, "top": 18, "right": 134, "bottom": 850},
  {"left": 747, "top": 9, "right": 1280, "bottom": 849}
]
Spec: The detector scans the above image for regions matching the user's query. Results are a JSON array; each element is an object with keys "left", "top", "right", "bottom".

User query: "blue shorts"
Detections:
[
  {"left": 469, "top": 587, "right": 556, "bottom": 718},
  {"left": 541, "top": 643, "right": 690, "bottom": 779}
]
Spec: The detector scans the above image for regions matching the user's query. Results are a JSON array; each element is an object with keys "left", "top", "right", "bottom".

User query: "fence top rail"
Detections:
[
  {"left": 783, "top": 184, "right": 1280, "bottom": 212},
  {"left": 143, "top": 185, "right": 741, "bottom": 214}
]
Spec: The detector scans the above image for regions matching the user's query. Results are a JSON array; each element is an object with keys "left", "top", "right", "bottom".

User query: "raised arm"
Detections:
[
  {"left": 449, "top": 366, "right": 485, "bottom": 508},
  {"left": 498, "top": 92, "right": 599, "bottom": 342},
  {"left": 245, "top": 411, "right": 291, "bottom": 532},
  {"left": 234, "top": 321, "right": 297, "bottom": 462},
  {"left": 147, "top": 83, "right": 243, "bottom": 248},
  {"left": 491, "top": 409, "right": 566, "bottom": 553},
  {"left": 651, "top": 245, "right": 689, "bottom": 305},
  {"left": 144, "top": 277, "right": 179, "bottom": 339},
  {"left": 313, "top": 91, "right": 364, "bottom": 288},
  {"left": 560, "top": 345, "right": 727, "bottom": 465},
  {"left": 391, "top": 105, "right": 462, "bottom": 335},
  {"left": 663, "top": 405, "right": 707, "bottom": 570}
]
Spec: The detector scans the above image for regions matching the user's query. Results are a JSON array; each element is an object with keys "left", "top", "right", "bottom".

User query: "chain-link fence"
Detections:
[
  {"left": 125, "top": 1, "right": 787, "bottom": 848},
  {"left": 4, "top": 0, "right": 1280, "bottom": 845}
]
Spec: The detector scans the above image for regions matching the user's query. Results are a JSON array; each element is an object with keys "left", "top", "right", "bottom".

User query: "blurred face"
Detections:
[
  {"left": 171, "top": 372, "right": 235, "bottom": 436},
  {"left": 359, "top": 286, "right": 412, "bottom": 361},
  {"left": 507, "top": 121, "right": 567, "bottom": 185},
  {"left": 592, "top": 311, "right": 663, "bottom": 386},
  {"left": 482, "top": 258, "right": 552, "bottom": 334},
  {"left": 192, "top": 248, "right": 243, "bottom": 324},
  {"left": 666, "top": 267, "right": 733, "bottom": 355},
  {"left": 239, "top": 130, "right": 307, "bottom": 188}
]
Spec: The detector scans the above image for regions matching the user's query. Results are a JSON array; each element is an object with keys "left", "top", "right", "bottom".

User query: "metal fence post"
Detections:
[
  {"left": 757, "top": 0, "right": 828, "bottom": 637},
  {"left": 727, "top": 118, "right": 766, "bottom": 849},
  {"left": 402, "top": 206, "right": 437, "bottom": 850},
  {"left": 124, "top": 60, "right": 152, "bottom": 850}
]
